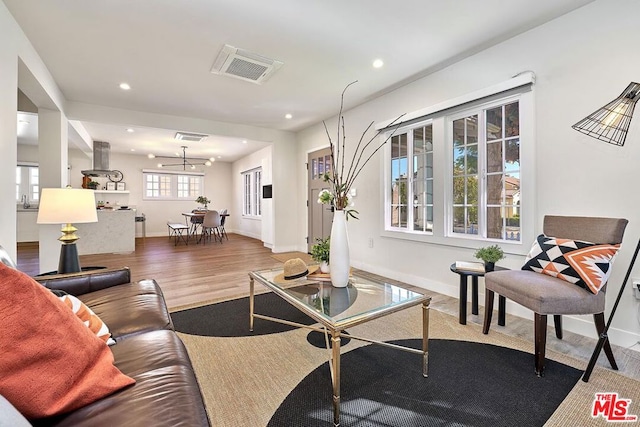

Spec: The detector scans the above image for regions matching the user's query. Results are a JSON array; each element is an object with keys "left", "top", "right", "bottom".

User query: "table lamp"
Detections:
[{"left": 37, "top": 187, "right": 98, "bottom": 274}]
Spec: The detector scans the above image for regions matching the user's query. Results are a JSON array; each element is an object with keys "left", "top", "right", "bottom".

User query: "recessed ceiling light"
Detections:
[
  {"left": 285, "top": 113, "right": 293, "bottom": 119},
  {"left": 119, "top": 82, "right": 131, "bottom": 90},
  {"left": 209, "top": 157, "right": 215, "bottom": 162},
  {"left": 373, "top": 59, "right": 384, "bottom": 68},
  {"left": 130, "top": 148, "right": 136, "bottom": 152},
  {"left": 126, "top": 128, "right": 134, "bottom": 133},
  {"left": 242, "top": 140, "right": 247, "bottom": 144},
  {"left": 148, "top": 154, "right": 156, "bottom": 159}
]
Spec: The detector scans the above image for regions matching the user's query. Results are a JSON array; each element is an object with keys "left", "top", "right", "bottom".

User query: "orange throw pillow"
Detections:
[{"left": 0, "top": 264, "right": 135, "bottom": 419}]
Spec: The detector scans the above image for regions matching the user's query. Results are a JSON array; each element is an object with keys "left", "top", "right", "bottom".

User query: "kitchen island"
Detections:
[{"left": 75, "top": 208, "right": 135, "bottom": 255}]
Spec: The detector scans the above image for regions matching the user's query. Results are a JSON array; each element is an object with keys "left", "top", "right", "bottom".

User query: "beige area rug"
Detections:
[
  {"left": 178, "top": 304, "right": 640, "bottom": 427},
  {"left": 270, "top": 251, "right": 313, "bottom": 264}
]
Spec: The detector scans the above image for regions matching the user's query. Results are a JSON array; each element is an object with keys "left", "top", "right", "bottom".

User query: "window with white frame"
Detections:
[
  {"left": 255, "top": 169, "right": 262, "bottom": 216},
  {"left": 383, "top": 83, "right": 530, "bottom": 246},
  {"left": 16, "top": 164, "right": 39, "bottom": 204},
  {"left": 143, "top": 170, "right": 204, "bottom": 200},
  {"left": 177, "top": 175, "right": 201, "bottom": 198},
  {"left": 242, "top": 168, "right": 262, "bottom": 217},
  {"left": 389, "top": 124, "right": 434, "bottom": 232},
  {"left": 451, "top": 100, "right": 521, "bottom": 241}
]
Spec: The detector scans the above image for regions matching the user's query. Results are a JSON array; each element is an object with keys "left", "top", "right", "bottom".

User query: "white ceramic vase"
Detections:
[
  {"left": 329, "top": 210, "right": 350, "bottom": 288},
  {"left": 320, "top": 261, "right": 330, "bottom": 274}
]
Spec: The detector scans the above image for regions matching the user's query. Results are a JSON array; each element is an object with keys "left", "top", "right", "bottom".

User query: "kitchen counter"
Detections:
[
  {"left": 75, "top": 209, "right": 135, "bottom": 255},
  {"left": 17, "top": 209, "right": 39, "bottom": 242},
  {"left": 17, "top": 207, "right": 136, "bottom": 253}
]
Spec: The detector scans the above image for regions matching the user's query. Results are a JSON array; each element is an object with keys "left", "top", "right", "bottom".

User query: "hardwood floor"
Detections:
[
  {"left": 16, "top": 234, "right": 640, "bottom": 380},
  {"left": 18, "top": 234, "right": 285, "bottom": 310}
]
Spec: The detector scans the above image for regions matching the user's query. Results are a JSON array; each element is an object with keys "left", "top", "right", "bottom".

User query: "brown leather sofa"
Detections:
[{"left": 1, "top": 267, "right": 210, "bottom": 426}]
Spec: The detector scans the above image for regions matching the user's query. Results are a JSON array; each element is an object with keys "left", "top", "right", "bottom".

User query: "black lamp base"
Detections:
[{"left": 58, "top": 243, "right": 81, "bottom": 274}]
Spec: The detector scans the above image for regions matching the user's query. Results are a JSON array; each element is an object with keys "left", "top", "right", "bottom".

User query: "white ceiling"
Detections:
[{"left": 6, "top": 0, "right": 594, "bottom": 161}]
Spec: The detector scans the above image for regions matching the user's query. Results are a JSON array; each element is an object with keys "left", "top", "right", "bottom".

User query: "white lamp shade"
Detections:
[{"left": 37, "top": 188, "right": 98, "bottom": 225}]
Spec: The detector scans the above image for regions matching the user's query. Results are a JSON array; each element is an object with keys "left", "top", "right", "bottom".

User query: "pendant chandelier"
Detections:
[{"left": 148, "top": 146, "right": 214, "bottom": 170}]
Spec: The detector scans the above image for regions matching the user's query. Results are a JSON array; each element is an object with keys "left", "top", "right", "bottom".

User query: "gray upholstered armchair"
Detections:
[{"left": 482, "top": 215, "right": 628, "bottom": 376}]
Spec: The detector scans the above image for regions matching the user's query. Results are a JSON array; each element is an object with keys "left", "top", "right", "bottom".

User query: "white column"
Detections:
[
  {"left": 0, "top": 22, "right": 18, "bottom": 263},
  {"left": 38, "top": 108, "right": 69, "bottom": 273},
  {"left": 260, "top": 153, "right": 274, "bottom": 247},
  {"left": 272, "top": 136, "right": 298, "bottom": 252}
]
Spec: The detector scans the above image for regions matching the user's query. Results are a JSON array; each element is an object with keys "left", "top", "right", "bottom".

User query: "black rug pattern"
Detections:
[
  {"left": 172, "top": 297, "right": 581, "bottom": 426},
  {"left": 268, "top": 339, "right": 582, "bottom": 427},
  {"left": 171, "top": 293, "right": 317, "bottom": 337}
]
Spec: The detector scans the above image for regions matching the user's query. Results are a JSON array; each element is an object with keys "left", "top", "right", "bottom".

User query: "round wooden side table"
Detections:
[{"left": 449, "top": 263, "right": 507, "bottom": 325}]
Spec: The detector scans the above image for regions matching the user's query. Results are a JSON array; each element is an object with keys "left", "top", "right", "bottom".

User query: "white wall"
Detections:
[
  {"left": 18, "top": 144, "right": 234, "bottom": 240},
  {"left": 67, "top": 150, "right": 233, "bottom": 237},
  {"left": 0, "top": 1, "right": 68, "bottom": 266},
  {"left": 294, "top": 0, "right": 640, "bottom": 348},
  {"left": 4, "top": 0, "right": 638, "bottom": 346},
  {"left": 232, "top": 146, "right": 272, "bottom": 242},
  {"left": 231, "top": 139, "right": 299, "bottom": 252},
  {"left": 2, "top": 1, "right": 299, "bottom": 259},
  {"left": 0, "top": 5, "right": 18, "bottom": 259},
  {"left": 65, "top": 99, "right": 298, "bottom": 250}
]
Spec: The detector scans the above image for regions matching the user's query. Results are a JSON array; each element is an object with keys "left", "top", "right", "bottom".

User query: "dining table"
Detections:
[{"left": 181, "top": 211, "right": 229, "bottom": 243}]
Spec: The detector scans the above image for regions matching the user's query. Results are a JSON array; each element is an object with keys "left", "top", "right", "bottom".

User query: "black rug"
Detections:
[
  {"left": 171, "top": 293, "right": 317, "bottom": 337},
  {"left": 268, "top": 339, "right": 582, "bottom": 427},
  {"left": 173, "top": 297, "right": 581, "bottom": 426},
  {"left": 307, "top": 330, "right": 352, "bottom": 348}
]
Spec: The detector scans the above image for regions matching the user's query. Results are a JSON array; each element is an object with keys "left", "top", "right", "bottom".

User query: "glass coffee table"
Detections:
[{"left": 249, "top": 268, "right": 431, "bottom": 427}]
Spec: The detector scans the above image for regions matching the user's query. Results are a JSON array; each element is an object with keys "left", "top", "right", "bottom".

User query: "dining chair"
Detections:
[
  {"left": 190, "top": 208, "right": 205, "bottom": 236},
  {"left": 201, "top": 210, "right": 222, "bottom": 244},
  {"left": 167, "top": 220, "right": 190, "bottom": 246},
  {"left": 219, "top": 209, "right": 229, "bottom": 240},
  {"left": 482, "top": 215, "right": 628, "bottom": 376}
]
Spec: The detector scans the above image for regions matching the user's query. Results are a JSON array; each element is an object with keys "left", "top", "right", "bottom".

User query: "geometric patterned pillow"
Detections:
[
  {"left": 58, "top": 294, "right": 116, "bottom": 345},
  {"left": 522, "top": 234, "right": 620, "bottom": 294}
]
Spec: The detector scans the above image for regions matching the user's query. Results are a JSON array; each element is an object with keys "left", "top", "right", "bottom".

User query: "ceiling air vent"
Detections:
[
  {"left": 175, "top": 132, "right": 209, "bottom": 142},
  {"left": 211, "top": 44, "right": 283, "bottom": 84}
]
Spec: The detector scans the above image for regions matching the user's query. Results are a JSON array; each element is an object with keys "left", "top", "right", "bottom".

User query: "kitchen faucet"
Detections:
[{"left": 21, "top": 194, "right": 30, "bottom": 209}]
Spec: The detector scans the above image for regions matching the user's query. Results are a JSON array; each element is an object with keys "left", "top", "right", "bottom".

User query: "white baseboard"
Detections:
[
  {"left": 355, "top": 260, "right": 640, "bottom": 352},
  {"left": 232, "top": 229, "right": 261, "bottom": 240},
  {"left": 271, "top": 245, "right": 302, "bottom": 253}
]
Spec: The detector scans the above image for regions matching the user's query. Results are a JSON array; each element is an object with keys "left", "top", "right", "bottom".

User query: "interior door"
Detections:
[{"left": 307, "top": 147, "right": 333, "bottom": 253}]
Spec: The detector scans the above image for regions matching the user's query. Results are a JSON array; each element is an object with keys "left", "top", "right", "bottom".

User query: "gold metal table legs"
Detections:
[
  {"left": 422, "top": 301, "right": 430, "bottom": 377},
  {"left": 331, "top": 331, "right": 341, "bottom": 427},
  {"left": 249, "top": 276, "right": 254, "bottom": 332},
  {"left": 248, "top": 272, "right": 430, "bottom": 426}
]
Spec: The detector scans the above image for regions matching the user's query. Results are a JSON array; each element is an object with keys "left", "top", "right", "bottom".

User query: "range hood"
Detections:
[{"left": 81, "top": 141, "right": 117, "bottom": 177}]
